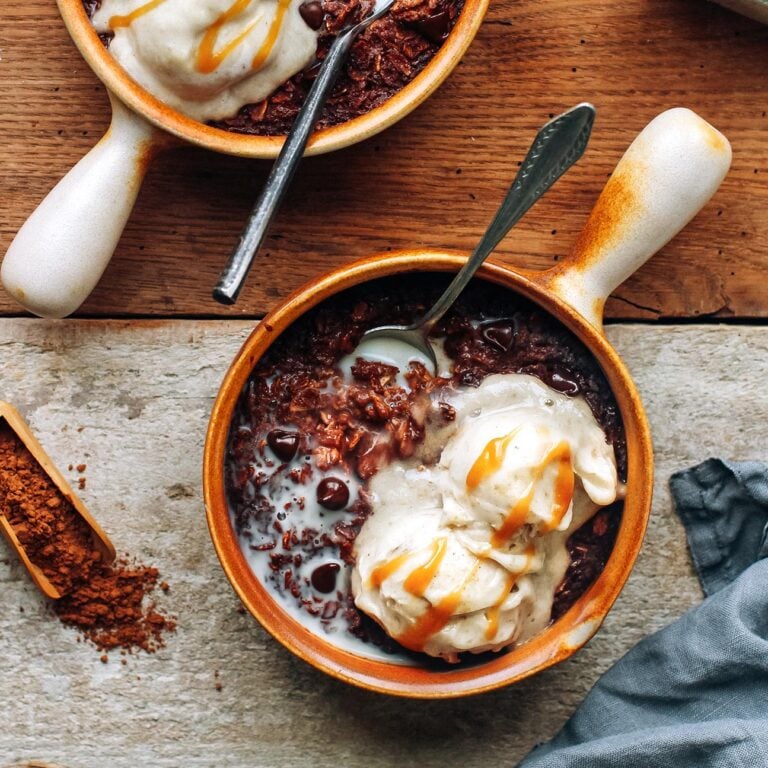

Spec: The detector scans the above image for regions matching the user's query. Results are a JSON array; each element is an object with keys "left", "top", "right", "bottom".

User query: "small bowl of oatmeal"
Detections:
[
  {"left": 203, "top": 108, "right": 731, "bottom": 696},
  {"left": 1, "top": 0, "right": 489, "bottom": 319}
]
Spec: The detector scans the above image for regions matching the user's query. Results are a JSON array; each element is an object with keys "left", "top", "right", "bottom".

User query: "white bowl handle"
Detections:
[
  {"left": 1, "top": 94, "right": 161, "bottom": 318},
  {"left": 545, "top": 108, "right": 732, "bottom": 330}
]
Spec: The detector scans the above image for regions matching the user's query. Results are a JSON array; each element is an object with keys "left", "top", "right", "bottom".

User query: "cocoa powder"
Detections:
[
  {"left": 0, "top": 425, "right": 100, "bottom": 594},
  {"left": 0, "top": 422, "right": 175, "bottom": 654},
  {"left": 54, "top": 557, "right": 175, "bottom": 653}
]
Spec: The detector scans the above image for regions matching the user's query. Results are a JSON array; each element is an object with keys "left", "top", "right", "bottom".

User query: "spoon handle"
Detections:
[
  {"left": 212, "top": 36, "right": 355, "bottom": 305},
  {"left": 417, "top": 103, "right": 596, "bottom": 332},
  {"left": 212, "top": 1, "right": 395, "bottom": 305}
]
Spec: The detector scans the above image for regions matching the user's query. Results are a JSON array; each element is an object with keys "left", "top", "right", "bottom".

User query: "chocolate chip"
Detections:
[
  {"left": 311, "top": 562, "right": 341, "bottom": 593},
  {"left": 411, "top": 10, "right": 451, "bottom": 44},
  {"left": 482, "top": 323, "right": 515, "bottom": 352},
  {"left": 316, "top": 477, "right": 349, "bottom": 510},
  {"left": 299, "top": 1, "right": 324, "bottom": 30},
  {"left": 267, "top": 429, "right": 299, "bottom": 462},
  {"left": 549, "top": 369, "right": 581, "bottom": 396}
]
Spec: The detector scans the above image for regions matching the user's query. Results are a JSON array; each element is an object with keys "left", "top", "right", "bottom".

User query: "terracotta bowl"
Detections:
[
  {"left": 204, "top": 250, "right": 652, "bottom": 697},
  {"left": 203, "top": 108, "right": 732, "bottom": 697},
  {"left": 1, "top": 0, "right": 489, "bottom": 319},
  {"left": 57, "top": 0, "right": 490, "bottom": 158}
]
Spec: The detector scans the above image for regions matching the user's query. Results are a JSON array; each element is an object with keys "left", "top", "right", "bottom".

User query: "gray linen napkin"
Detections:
[{"left": 518, "top": 459, "right": 768, "bottom": 767}]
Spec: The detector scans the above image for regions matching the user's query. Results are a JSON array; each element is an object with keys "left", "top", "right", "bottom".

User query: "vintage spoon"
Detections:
[
  {"left": 352, "top": 103, "right": 597, "bottom": 373},
  {"left": 213, "top": 0, "right": 397, "bottom": 305}
]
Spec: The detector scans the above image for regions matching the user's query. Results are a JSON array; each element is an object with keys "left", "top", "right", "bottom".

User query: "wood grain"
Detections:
[
  {"left": 1, "top": 320, "right": 766, "bottom": 765},
  {"left": 0, "top": 1, "right": 767, "bottom": 319}
]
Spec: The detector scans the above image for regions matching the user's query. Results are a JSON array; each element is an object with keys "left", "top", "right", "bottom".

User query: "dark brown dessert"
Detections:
[
  {"left": 226, "top": 275, "right": 626, "bottom": 660},
  {"left": 84, "top": 0, "right": 464, "bottom": 136}
]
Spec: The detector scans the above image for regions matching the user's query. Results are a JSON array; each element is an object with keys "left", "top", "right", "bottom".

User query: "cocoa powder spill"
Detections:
[{"left": 0, "top": 422, "right": 175, "bottom": 655}]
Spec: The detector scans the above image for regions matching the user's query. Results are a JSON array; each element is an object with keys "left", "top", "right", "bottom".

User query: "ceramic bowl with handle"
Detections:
[
  {"left": 203, "top": 108, "right": 731, "bottom": 697},
  {"left": 0, "top": 0, "right": 490, "bottom": 320}
]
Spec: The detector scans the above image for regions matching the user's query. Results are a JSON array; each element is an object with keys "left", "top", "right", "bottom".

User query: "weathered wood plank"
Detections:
[
  {"left": 0, "top": 1, "right": 767, "bottom": 319},
  {"left": 1, "top": 321, "right": 766, "bottom": 766}
]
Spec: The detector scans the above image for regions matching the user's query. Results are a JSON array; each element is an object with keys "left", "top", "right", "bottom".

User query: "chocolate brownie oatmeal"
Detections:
[
  {"left": 226, "top": 275, "right": 627, "bottom": 664},
  {"left": 85, "top": 0, "right": 463, "bottom": 135}
]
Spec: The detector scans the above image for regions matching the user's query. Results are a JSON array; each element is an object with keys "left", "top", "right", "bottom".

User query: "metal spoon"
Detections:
[
  {"left": 354, "top": 103, "right": 597, "bottom": 373},
  {"left": 213, "top": 0, "right": 397, "bottom": 305}
]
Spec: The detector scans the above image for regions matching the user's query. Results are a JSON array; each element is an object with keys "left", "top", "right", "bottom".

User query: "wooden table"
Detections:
[
  {"left": 2, "top": 0, "right": 768, "bottom": 319},
  {"left": 1, "top": 1, "right": 767, "bottom": 766}
]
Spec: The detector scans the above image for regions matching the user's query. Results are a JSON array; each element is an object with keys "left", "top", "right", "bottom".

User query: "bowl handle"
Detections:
[
  {"left": 1, "top": 94, "right": 162, "bottom": 318},
  {"left": 541, "top": 108, "right": 732, "bottom": 331}
]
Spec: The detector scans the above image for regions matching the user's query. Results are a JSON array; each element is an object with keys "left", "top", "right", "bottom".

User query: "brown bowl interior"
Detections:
[
  {"left": 203, "top": 251, "right": 653, "bottom": 697},
  {"left": 57, "top": 0, "right": 491, "bottom": 158}
]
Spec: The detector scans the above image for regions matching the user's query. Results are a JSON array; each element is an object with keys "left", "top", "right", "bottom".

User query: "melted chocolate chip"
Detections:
[
  {"left": 411, "top": 10, "right": 452, "bottom": 43},
  {"left": 299, "top": 1, "right": 324, "bottom": 30},
  {"left": 549, "top": 369, "right": 581, "bottom": 396},
  {"left": 267, "top": 429, "right": 300, "bottom": 462},
  {"left": 482, "top": 323, "right": 515, "bottom": 352},
  {"left": 316, "top": 477, "right": 349, "bottom": 510},
  {"left": 311, "top": 562, "right": 341, "bottom": 593}
]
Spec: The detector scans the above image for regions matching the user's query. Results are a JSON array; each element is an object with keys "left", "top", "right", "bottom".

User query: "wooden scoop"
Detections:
[{"left": 0, "top": 401, "right": 115, "bottom": 599}]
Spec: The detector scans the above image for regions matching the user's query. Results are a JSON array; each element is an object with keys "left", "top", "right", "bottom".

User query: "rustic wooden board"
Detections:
[
  {"left": 1, "top": 321, "right": 766, "bottom": 766},
  {"left": 1, "top": 1, "right": 767, "bottom": 319}
]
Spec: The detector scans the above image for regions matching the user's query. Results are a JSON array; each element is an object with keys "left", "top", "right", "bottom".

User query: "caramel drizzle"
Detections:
[
  {"left": 466, "top": 433, "right": 575, "bottom": 546},
  {"left": 370, "top": 537, "right": 448, "bottom": 592},
  {"left": 540, "top": 443, "right": 575, "bottom": 532},
  {"left": 466, "top": 428, "right": 520, "bottom": 491},
  {"left": 398, "top": 558, "right": 480, "bottom": 653},
  {"left": 483, "top": 544, "right": 535, "bottom": 640},
  {"left": 370, "top": 538, "right": 457, "bottom": 652},
  {"left": 484, "top": 573, "right": 515, "bottom": 641},
  {"left": 109, "top": 0, "right": 292, "bottom": 74},
  {"left": 251, "top": 0, "right": 291, "bottom": 70},
  {"left": 197, "top": 0, "right": 260, "bottom": 74},
  {"left": 370, "top": 550, "right": 411, "bottom": 589},
  {"left": 109, "top": 0, "right": 168, "bottom": 29},
  {"left": 492, "top": 442, "right": 574, "bottom": 545},
  {"left": 403, "top": 537, "right": 447, "bottom": 595},
  {"left": 369, "top": 430, "right": 576, "bottom": 652},
  {"left": 397, "top": 584, "right": 466, "bottom": 652},
  {"left": 371, "top": 537, "right": 532, "bottom": 652}
]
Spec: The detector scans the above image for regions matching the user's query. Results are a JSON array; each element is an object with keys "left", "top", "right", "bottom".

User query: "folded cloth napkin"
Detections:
[{"left": 518, "top": 459, "right": 768, "bottom": 767}]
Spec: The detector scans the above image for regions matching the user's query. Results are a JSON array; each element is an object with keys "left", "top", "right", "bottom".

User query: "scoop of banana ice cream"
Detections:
[
  {"left": 352, "top": 374, "right": 620, "bottom": 661},
  {"left": 93, "top": 0, "right": 319, "bottom": 121},
  {"left": 440, "top": 374, "right": 618, "bottom": 537}
]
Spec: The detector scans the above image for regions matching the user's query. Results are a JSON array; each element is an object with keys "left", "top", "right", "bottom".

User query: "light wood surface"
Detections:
[
  {"left": 1, "top": 1, "right": 767, "bottom": 319},
  {"left": 1, "top": 320, "right": 766, "bottom": 766}
]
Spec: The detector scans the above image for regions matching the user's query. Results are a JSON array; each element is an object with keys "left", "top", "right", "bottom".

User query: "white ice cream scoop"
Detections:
[
  {"left": 92, "top": 0, "right": 320, "bottom": 122},
  {"left": 351, "top": 374, "right": 620, "bottom": 661},
  {"left": 440, "top": 375, "right": 619, "bottom": 535}
]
